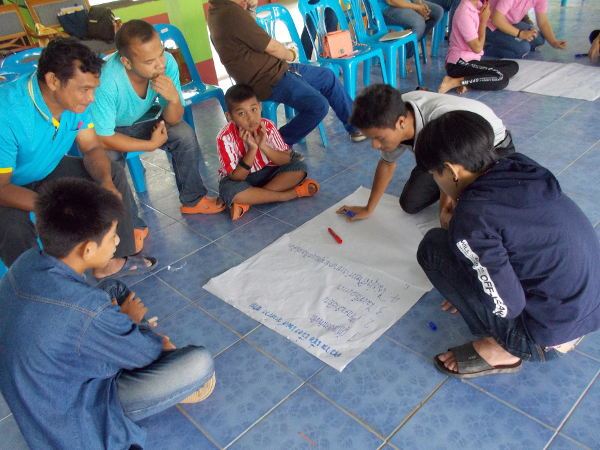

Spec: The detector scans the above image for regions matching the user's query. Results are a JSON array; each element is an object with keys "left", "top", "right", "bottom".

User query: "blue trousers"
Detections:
[
  {"left": 484, "top": 21, "right": 546, "bottom": 59},
  {"left": 97, "top": 279, "right": 215, "bottom": 422},
  {"left": 267, "top": 63, "right": 354, "bottom": 145},
  {"left": 383, "top": 1, "right": 444, "bottom": 41},
  {"left": 416, "top": 228, "right": 560, "bottom": 362}
]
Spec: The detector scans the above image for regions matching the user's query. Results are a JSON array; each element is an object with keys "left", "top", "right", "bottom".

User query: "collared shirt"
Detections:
[
  {"left": 90, "top": 52, "right": 183, "bottom": 136},
  {"left": 0, "top": 250, "right": 164, "bottom": 449},
  {"left": 207, "top": 0, "right": 288, "bottom": 100},
  {"left": 380, "top": 90, "right": 507, "bottom": 163},
  {"left": 487, "top": 0, "right": 548, "bottom": 31},
  {"left": 0, "top": 74, "right": 94, "bottom": 186},
  {"left": 447, "top": 0, "right": 485, "bottom": 64},
  {"left": 216, "top": 118, "right": 289, "bottom": 177}
]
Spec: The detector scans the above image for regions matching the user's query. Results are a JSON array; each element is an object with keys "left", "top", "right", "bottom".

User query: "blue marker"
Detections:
[
  {"left": 574, "top": 53, "right": 588, "bottom": 58},
  {"left": 428, "top": 321, "right": 437, "bottom": 331},
  {"left": 345, "top": 210, "right": 356, "bottom": 218}
]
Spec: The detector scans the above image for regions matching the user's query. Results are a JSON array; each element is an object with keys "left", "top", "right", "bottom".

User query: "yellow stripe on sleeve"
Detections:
[{"left": 0, "top": 167, "right": 14, "bottom": 174}]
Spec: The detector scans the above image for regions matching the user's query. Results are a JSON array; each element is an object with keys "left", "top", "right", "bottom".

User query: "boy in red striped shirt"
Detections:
[{"left": 217, "top": 84, "right": 319, "bottom": 220}]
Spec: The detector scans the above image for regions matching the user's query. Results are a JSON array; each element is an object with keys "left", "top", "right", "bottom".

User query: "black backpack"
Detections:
[{"left": 86, "top": 6, "right": 115, "bottom": 42}]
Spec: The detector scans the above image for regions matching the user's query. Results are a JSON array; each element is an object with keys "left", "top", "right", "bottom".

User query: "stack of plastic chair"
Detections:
[
  {"left": 0, "top": 47, "right": 42, "bottom": 76},
  {"left": 348, "top": 0, "right": 423, "bottom": 87},
  {"left": 255, "top": 3, "right": 329, "bottom": 147},
  {"left": 298, "top": 0, "right": 389, "bottom": 99}
]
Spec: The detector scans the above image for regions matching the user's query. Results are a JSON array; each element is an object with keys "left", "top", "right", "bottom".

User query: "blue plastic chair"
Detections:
[
  {"left": 255, "top": 4, "right": 329, "bottom": 147},
  {"left": 348, "top": 0, "right": 423, "bottom": 87},
  {"left": 298, "top": 0, "right": 389, "bottom": 99},
  {"left": 0, "top": 47, "right": 42, "bottom": 75},
  {"left": 0, "top": 260, "right": 6, "bottom": 278}
]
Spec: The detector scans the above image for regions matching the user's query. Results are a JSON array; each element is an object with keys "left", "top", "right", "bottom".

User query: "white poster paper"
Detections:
[
  {"left": 204, "top": 187, "right": 434, "bottom": 371},
  {"left": 505, "top": 59, "right": 564, "bottom": 91}
]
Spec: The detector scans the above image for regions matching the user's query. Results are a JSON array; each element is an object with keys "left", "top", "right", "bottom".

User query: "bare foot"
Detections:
[
  {"left": 438, "top": 75, "right": 463, "bottom": 94},
  {"left": 440, "top": 299, "right": 458, "bottom": 314},
  {"left": 437, "top": 337, "right": 520, "bottom": 373},
  {"left": 456, "top": 85, "right": 468, "bottom": 95}
]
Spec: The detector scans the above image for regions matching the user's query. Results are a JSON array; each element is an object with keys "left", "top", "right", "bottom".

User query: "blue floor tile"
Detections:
[
  {"left": 215, "top": 214, "right": 294, "bottom": 259},
  {"left": 470, "top": 351, "right": 599, "bottom": 427},
  {"left": 385, "top": 290, "right": 474, "bottom": 359},
  {"left": 231, "top": 385, "right": 382, "bottom": 450},
  {"left": 138, "top": 407, "right": 217, "bottom": 450},
  {"left": 156, "top": 304, "right": 240, "bottom": 355},
  {"left": 309, "top": 337, "right": 446, "bottom": 437},
  {"left": 0, "top": 415, "right": 28, "bottom": 450},
  {"left": 561, "top": 374, "right": 600, "bottom": 448},
  {"left": 547, "top": 434, "right": 589, "bottom": 450},
  {"left": 245, "top": 325, "right": 325, "bottom": 380},
  {"left": 577, "top": 330, "right": 600, "bottom": 361},
  {"left": 390, "top": 379, "right": 554, "bottom": 449},
  {"left": 136, "top": 204, "right": 178, "bottom": 232},
  {"left": 181, "top": 341, "right": 302, "bottom": 447},
  {"left": 0, "top": 394, "right": 9, "bottom": 421},
  {"left": 156, "top": 242, "right": 244, "bottom": 300},
  {"left": 127, "top": 275, "right": 192, "bottom": 321},
  {"left": 192, "top": 289, "right": 259, "bottom": 336}
]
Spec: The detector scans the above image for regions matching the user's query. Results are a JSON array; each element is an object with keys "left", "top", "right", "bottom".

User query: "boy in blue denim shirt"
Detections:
[{"left": 0, "top": 178, "right": 215, "bottom": 449}]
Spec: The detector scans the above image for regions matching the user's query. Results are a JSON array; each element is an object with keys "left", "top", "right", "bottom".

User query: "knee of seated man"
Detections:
[
  {"left": 168, "top": 121, "right": 198, "bottom": 147},
  {"left": 180, "top": 345, "right": 214, "bottom": 379},
  {"left": 399, "top": 194, "right": 425, "bottom": 215},
  {"left": 417, "top": 228, "right": 448, "bottom": 267}
]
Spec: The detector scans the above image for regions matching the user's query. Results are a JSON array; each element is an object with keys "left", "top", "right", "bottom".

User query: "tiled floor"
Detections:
[{"left": 2, "top": 1, "right": 600, "bottom": 449}]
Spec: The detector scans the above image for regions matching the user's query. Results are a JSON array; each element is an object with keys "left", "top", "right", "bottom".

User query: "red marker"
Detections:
[{"left": 327, "top": 227, "right": 343, "bottom": 244}]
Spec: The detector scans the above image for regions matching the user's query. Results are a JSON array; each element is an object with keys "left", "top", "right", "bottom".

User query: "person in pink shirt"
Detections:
[
  {"left": 439, "top": 0, "right": 518, "bottom": 94},
  {"left": 485, "top": 0, "right": 567, "bottom": 58},
  {"left": 216, "top": 84, "right": 320, "bottom": 221}
]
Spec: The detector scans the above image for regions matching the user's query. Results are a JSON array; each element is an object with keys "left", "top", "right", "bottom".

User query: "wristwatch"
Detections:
[{"left": 238, "top": 160, "right": 251, "bottom": 171}]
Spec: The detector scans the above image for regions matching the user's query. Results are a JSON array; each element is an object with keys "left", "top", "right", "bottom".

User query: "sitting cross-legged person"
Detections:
[
  {"left": 0, "top": 178, "right": 216, "bottom": 449},
  {"left": 217, "top": 84, "right": 319, "bottom": 221},
  {"left": 90, "top": 20, "right": 224, "bottom": 216}
]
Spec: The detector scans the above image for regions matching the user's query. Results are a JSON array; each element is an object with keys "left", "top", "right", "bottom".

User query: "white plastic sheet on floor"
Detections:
[
  {"left": 505, "top": 59, "right": 600, "bottom": 101},
  {"left": 204, "top": 187, "right": 436, "bottom": 372}
]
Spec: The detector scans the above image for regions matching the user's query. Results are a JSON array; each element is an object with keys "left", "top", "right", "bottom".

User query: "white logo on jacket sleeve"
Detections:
[{"left": 456, "top": 240, "right": 508, "bottom": 317}]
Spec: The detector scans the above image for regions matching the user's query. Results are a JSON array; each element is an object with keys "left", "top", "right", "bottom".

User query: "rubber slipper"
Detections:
[
  {"left": 295, "top": 178, "right": 320, "bottom": 198},
  {"left": 180, "top": 196, "right": 226, "bottom": 215},
  {"left": 134, "top": 227, "right": 149, "bottom": 253},
  {"left": 180, "top": 372, "right": 216, "bottom": 404},
  {"left": 103, "top": 254, "right": 158, "bottom": 279},
  {"left": 433, "top": 342, "right": 522, "bottom": 379},
  {"left": 231, "top": 203, "right": 250, "bottom": 221}
]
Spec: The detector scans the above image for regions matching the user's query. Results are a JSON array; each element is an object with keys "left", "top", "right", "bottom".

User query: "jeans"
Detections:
[
  {"left": 484, "top": 21, "right": 546, "bottom": 59},
  {"left": 218, "top": 154, "right": 307, "bottom": 207},
  {"left": 429, "top": 0, "right": 461, "bottom": 37},
  {"left": 109, "top": 120, "right": 208, "bottom": 207},
  {"left": 268, "top": 63, "right": 354, "bottom": 145},
  {"left": 417, "top": 228, "right": 560, "bottom": 362},
  {"left": 97, "top": 279, "right": 215, "bottom": 422},
  {"left": 300, "top": 3, "right": 337, "bottom": 60},
  {"left": 383, "top": 1, "right": 444, "bottom": 42},
  {"left": 0, "top": 156, "right": 137, "bottom": 266}
]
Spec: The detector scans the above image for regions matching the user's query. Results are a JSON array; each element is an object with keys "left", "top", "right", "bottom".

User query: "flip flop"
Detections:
[
  {"left": 180, "top": 196, "right": 226, "bottom": 215},
  {"left": 180, "top": 372, "right": 216, "bottom": 404},
  {"left": 230, "top": 203, "right": 250, "bottom": 221},
  {"left": 295, "top": 178, "right": 320, "bottom": 198},
  {"left": 103, "top": 254, "right": 158, "bottom": 279},
  {"left": 134, "top": 227, "right": 149, "bottom": 253},
  {"left": 434, "top": 342, "right": 522, "bottom": 379}
]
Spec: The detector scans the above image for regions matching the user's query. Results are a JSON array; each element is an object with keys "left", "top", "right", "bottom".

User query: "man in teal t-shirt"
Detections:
[
  {"left": 0, "top": 38, "right": 154, "bottom": 278},
  {"left": 90, "top": 20, "right": 224, "bottom": 215}
]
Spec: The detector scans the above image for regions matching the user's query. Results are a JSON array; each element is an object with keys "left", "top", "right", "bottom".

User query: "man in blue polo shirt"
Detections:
[
  {"left": 0, "top": 38, "right": 155, "bottom": 278},
  {"left": 90, "top": 19, "right": 224, "bottom": 215}
]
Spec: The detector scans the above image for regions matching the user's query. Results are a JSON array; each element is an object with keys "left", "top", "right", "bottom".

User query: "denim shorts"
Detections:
[{"left": 219, "top": 153, "right": 307, "bottom": 206}]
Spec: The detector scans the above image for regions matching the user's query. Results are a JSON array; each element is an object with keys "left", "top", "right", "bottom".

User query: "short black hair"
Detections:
[
  {"left": 225, "top": 84, "right": 257, "bottom": 111},
  {"left": 37, "top": 38, "right": 104, "bottom": 84},
  {"left": 115, "top": 19, "right": 158, "bottom": 58},
  {"left": 35, "top": 178, "right": 124, "bottom": 258},
  {"left": 350, "top": 84, "right": 408, "bottom": 130},
  {"left": 415, "top": 110, "right": 497, "bottom": 174}
]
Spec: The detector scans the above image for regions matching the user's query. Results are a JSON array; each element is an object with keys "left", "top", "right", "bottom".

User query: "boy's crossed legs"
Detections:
[{"left": 219, "top": 156, "right": 319, "bottom": 220}]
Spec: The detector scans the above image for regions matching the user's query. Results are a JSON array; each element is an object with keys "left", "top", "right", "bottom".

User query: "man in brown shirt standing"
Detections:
[{"left": 207, "top": 0, "right": 365, "bottom": 145}]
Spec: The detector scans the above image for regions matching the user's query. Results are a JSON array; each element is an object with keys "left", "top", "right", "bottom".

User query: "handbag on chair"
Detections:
[{"left": 322, "top": 30, "right": 353, "bottom": 58}]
